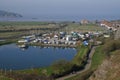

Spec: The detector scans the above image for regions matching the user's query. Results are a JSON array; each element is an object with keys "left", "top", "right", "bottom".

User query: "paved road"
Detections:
[{"left": 56, "top": 46, "right": 96, "bottom": 80}]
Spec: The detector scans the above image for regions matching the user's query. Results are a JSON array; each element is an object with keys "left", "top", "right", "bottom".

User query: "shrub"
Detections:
[
  {"left": 51, "top": 60, "right": 73, "bottom": 76},
  {"left": 103, "top": 40, "right": 120, "bottom": 56}
]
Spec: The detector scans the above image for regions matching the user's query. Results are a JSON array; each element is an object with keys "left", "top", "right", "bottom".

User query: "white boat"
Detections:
[{"left": 18, "top": 44, "right": 28, "bottom": 48}]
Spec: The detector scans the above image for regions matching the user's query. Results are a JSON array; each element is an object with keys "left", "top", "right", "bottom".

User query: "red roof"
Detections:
[{"left": 101, "top": 20, "right": 113, "bottom": 27}]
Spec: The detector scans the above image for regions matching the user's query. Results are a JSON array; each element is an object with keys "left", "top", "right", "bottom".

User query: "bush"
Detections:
[
  {"left": 103, "top": 40, "right": 120, "bottom": 55},
  {"left": 51, "top": 60, "right": 73, "bottom": 76}
]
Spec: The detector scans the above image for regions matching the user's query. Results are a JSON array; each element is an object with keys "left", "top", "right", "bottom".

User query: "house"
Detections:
[
  {"left": 104, "top": 34, "right": 110, "bottom": 38},
  {"left": 54, "top": 34, "right": 59, "bottom": 38},
  {"left": 18, "top": 39, "right": 29, "bottom": 43},
  {"left": 66, "top": 35, "right": 72, "bottom": 41},
  {"left": 80, "top": 19, "right": 89, "bottom": 24},
  {"left": 100, "top": 20, "right": 112, "bottom": 29},
  {"left": 60, "top": 32, "right": 66, "bottom": 39},
  {"left": 100, "top": 20, "right": 117, "bottom": 31}
]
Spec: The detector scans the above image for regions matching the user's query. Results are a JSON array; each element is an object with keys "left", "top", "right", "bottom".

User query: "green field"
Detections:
[
  {"left": 0, "top": 21, "right": 58, "bottom": 31},
  {"left": 0, "top": 39, "right": 17, "bottom": 46},
  {"left": 0, "top": 22, "right": 106, "bottom": 32},
  {"left": 72, "top": 45, "right": 89, "bottom": 66},
  {"left": 0, "top": 21, "right": 49, "bottom": 26},
  {"left": 91, "top": 46, "right": 105, "bottom": 70},
  {"left": 63, "top": 23, "right": 107, "bottom": 32},
  {"left": 0, "top": 21, "right": 60, "bottom": 39},
  {"left": 0, "top": 32, "right": 22, "bottom": 38},
  {"left": 0, "top": 22, "right": 107, "bottom": 42}
]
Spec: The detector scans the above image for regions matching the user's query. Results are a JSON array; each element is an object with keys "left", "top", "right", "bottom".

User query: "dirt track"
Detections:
[{"left": 56, "top": 46, "right": 96, "bottom": 80}]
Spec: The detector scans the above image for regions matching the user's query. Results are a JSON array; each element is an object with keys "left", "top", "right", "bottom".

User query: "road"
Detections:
[{"left": 56, "top": 46, "right": 96, "bottom": 80}]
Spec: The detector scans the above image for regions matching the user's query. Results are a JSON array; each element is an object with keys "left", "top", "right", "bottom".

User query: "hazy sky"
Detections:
[{"left": 0, "top": 0, "right": 120, "bottom": 20}]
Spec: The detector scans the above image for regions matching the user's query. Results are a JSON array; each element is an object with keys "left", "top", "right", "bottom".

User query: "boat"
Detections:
[{"left": 18, "top": 44, "right": 28, "bottom": 48}]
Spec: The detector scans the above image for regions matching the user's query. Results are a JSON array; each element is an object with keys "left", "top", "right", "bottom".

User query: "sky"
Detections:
[{"left": 0, "top": 0, "right": 120, "bottom": 20}]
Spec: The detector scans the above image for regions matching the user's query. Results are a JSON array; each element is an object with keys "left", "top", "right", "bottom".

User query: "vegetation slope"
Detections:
[{"left": 89, "top": 39, "right": 120, "bottom": 80}]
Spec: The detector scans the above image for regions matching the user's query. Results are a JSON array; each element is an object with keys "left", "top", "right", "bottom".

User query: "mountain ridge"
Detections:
[{"left": 0, "top": 10, "right": 22, "bottom": 18}]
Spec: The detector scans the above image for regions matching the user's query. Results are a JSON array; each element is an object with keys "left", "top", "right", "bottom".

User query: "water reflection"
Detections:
[
  {"left": 0, "top": 44, "right": 77, "bottom": 70},
  {"left": 17, "top": 44, "right": 76, "bottom": 50},
  {"left": 17, "top": 44, "right": 29, "bottom": 51},
  {"left": 20, "top": 47, "right": 29, "bottom": 51}
]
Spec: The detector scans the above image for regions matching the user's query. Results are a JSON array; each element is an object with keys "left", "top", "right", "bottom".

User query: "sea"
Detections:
[{"left": 0, "top": 15, "right": 119, "bottom": 22}]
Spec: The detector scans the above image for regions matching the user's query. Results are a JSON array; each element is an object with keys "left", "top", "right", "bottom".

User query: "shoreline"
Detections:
[{"left": 29, "top": 43, "right": 77, "bottom": 48}]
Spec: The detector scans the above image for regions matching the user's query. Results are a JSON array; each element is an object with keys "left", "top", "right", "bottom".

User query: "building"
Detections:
[
  {"left": 66, "top": 35, "right": 72, "bottom": 41},
  {"left": 100, "top": 20, "right": 117, "bottom": 31},
  {"left": 80, "top": 19, "right": 89, "bottom": 24}
]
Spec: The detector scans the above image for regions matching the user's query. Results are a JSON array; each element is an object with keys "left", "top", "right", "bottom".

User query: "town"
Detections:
[{"left": 17, "top": 19, "right": 119, "bottom": 49}]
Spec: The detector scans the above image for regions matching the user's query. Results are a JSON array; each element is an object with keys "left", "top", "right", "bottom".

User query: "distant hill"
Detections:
[{"left": 0, "top": 10, "right": 22, "bottom": 18}]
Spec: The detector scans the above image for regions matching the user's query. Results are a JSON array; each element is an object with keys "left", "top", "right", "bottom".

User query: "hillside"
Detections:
[
  {"left": 89, "top": 39, "right": 120, "bottom": 80},
  {"left": 89, "top": 27, "right": 120, "bottom": 80},
  {"left": 115, "top": 26, "right": 120, "bottom": 40},
  {"left": 0, "top": 10, "right": 22, "bottom": 18},
  {"left": 89, "top": 50, "right": 120, "bottom": 80}
]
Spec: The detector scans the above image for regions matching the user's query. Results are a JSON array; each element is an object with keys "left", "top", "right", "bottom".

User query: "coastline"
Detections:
[{"left": 29, "top": 43, "right": 77, "bottom": 48}]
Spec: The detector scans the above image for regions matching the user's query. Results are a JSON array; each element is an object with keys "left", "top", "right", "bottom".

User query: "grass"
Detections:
[
  {"left": 0, "top": 21, "right": 58, "bottom": 31},
  {"left": 0, "top": 32, "right": 22, "bottom": 38},
  {"left": 0, "top": 22, "right": 59, "bottom": 40},
  {"left": 0, "top": 76, "right": 14, "bottom": 80},
  {"left": 64, "top": 23, "right": 107, "bottom": 32},
  {"left": 72, "top": 45, "right": 89, "bottom": 66},
  {"left": 0, "top": 21, "right": 49, "bottom": 26},
  {"left": 0, "top": 39, "right": 17, "bottom": 46},
  {"left": 0, "top": 22, "right": 106, "bottom": 33},
  {"left": 90, "top": 46, "right": 105, "bottom": 70},
  {"left": 16, "top": 66, "right": 53, "bottom": 76}
]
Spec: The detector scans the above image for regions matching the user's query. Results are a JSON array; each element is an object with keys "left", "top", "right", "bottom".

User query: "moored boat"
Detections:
[{"left": 18, "top": 44, "right": 28, "bottom": 48}]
